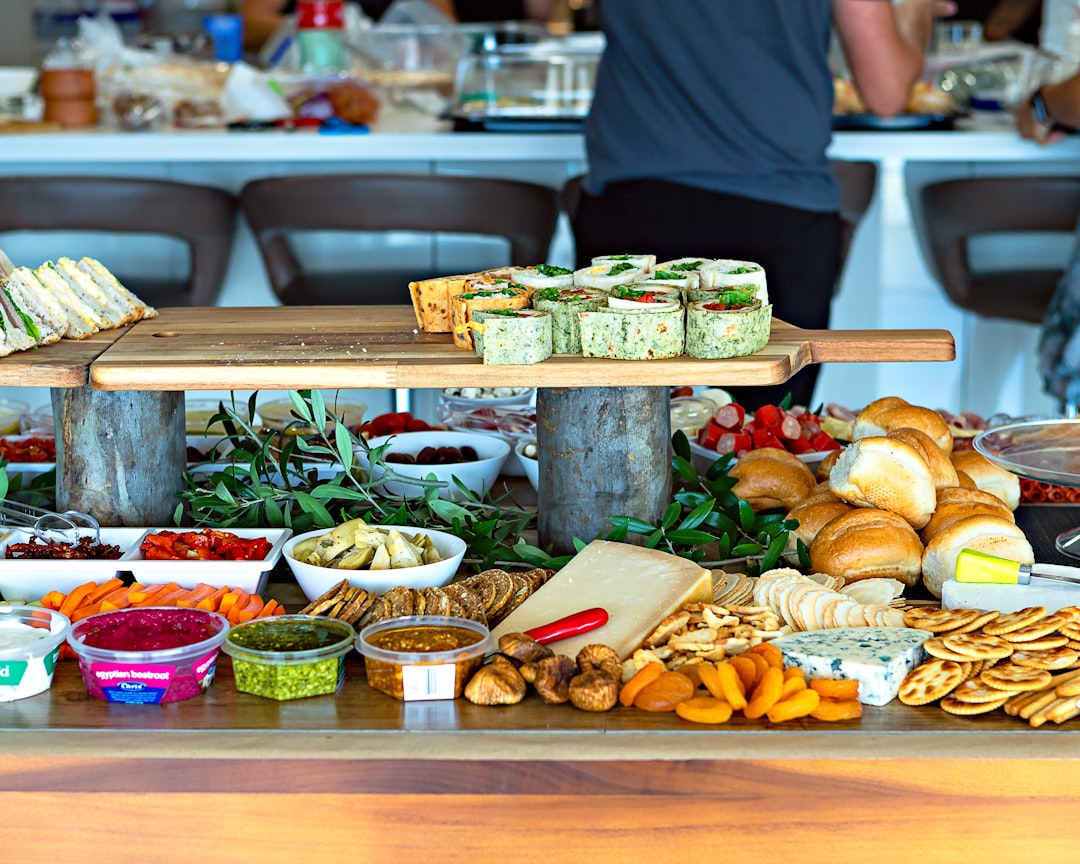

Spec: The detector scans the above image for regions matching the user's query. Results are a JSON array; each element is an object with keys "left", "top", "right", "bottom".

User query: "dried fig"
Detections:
[
  {"left": 568, "top": 669, "right": 619, "bottom": 712},
  {"left": 498, "top": 632, "right": 554, "bottom": 664},
  {"left": 533, "top": 654, "right": 578, "bottom": 704},
  {"left": 576, "top": 644, "right": 621, "bottom": 678},
  {"left": 464, "top": 657, "right": 527, "bottom": 706}
]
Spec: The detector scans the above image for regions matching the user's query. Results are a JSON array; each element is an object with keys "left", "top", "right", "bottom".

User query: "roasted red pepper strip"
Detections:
[{"left": 139, "top": 529, "right": 270, "bottom": 561}]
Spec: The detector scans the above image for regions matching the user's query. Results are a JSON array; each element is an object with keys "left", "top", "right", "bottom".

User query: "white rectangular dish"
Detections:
[
  {"left": 0, "top": 527, "right": 147, "bottom": 602},
  {"left": 119, "top": 527, "right": 293, "bottom": 595}
]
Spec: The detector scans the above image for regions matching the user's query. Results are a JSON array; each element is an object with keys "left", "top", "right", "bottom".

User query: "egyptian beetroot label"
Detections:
[
  {"left": 193, "top": 649, "right": 218, "bottom": 685},
  {"left": 89, "top": 662, "right": 176, "bottom": 704}
]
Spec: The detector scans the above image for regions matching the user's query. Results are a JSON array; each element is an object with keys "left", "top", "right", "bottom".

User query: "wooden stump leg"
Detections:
[
  {"left": 51, "top": 387, "right": 185, "bottom": 526},
  {"left": 537, "top": 387, "right": 671, "bottom": 555}
]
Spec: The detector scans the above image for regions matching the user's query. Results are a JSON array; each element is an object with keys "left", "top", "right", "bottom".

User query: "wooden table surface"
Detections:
[
  {"left": 0, "top": 327, "right": 127, "bottom": 388},
  {"left": 85, "top": 306, "right": 955, "bottom": 391},
  {"left": 3, "top": 507, "right": 1079, "bottom": 863}
]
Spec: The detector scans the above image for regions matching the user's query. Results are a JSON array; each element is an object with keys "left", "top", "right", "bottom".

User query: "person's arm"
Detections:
[
  {"left": 983, "top": 0, "right": 1040, "bottom": 41},
  {"left": 239, "top": 0, "right": 288, "bottom": 52},
  {"left": 832, "top": 0, "right": 950, "bottom": 117},
  {"left": 1017, "top": 73, "right": 1080, "bottom": 144}
]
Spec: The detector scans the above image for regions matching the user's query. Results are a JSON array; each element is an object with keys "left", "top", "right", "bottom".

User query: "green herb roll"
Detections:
[
  {"left": 708, "top": 259, "right": 768, "bottom": 304},
  {"left": 684, "top": 296, "right": 772, "bottom": 359},
  {"left": 450, "top": 281, "right": 532, "bottom": 350},
  {"left": 472, "top": 308, "right": 553, "bottom": 365},
  {"left": 531, "top": 286, "right": 607, "bottom": 354},
  {"left": 578, "top": 303, "right": 685, "bottom": 360},
  {"left": 573, "top": 261, "right": 647, "bottom": 291}
]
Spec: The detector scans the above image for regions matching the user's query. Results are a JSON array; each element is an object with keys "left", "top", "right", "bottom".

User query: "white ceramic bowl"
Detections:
[
  {"left": 514, "top": 438, "right": 539, "bottom": 491},
  {"left": 439, "top": 388, "right": 535, "bottom": 410},
  {"left": 361, "top": 430, "right": 510, "bottom": 501},
  {"left": 282, "top": 524, "right": 467, "bottom": 599},
  {"left": 0, "top": 68, "right": 37, "bottom": 97}
]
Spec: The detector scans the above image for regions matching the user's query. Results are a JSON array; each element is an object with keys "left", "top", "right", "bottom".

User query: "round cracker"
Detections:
[
  {"left": 947, "top": 609, "right": 1001, "bottom": 635},
  {"left": 951, "top": 678, "right": 1018, "bottom": 704},
  {"left": 983, "top": 606, "right": 1048, "bottom": 636},
  {"left": 998, "top": 620, "right": 1063, "bottom": 643},
  {"left": 898, "top": 659, "right": 965, "bottom": 706},
  {"left": 904, "top": 607, "right": 980, "bottom": 633},
  {"left": 941, "top": 632, "right": 1015, "bottom": 660},
  {"left": 1008, "top": 635, "right": 1069, "bottom": 651},
  {"left": 940, "top": 693, "right": 1011, "bottom": 715},
  {"left": 1010, "top": 647, "right": 1080, "bottom": 670},
  {"left": 980, "top": 663, "right": 1053, "bottom": 692},
  {"left": 923, "top": 637, "right": 978, "bottom": 662}
]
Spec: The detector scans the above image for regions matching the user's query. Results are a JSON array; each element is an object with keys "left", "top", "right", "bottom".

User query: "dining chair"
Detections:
[
  {"left": 239, "top": 173, "right": 562, "bottom": 306},
  {"left": 0, "top": 175, "right": 238, "bottom": 308}
]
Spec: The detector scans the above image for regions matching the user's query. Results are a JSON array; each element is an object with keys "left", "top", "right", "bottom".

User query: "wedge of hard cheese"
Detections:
[{"left": 491, "top": 540, "right": 713, "bottom": 660}]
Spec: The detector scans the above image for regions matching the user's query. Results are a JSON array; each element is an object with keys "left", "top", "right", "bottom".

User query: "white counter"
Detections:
[{"left": 1, "top": 125, "right": 1077, "bottom": 417}]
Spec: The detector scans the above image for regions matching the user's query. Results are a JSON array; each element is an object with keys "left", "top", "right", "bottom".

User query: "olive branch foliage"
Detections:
[{"left": 172, "top": 390, "right": 807, "bottom": 575}]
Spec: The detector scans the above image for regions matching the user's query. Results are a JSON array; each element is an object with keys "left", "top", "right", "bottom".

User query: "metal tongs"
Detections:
[{"left": 0, "top": 499, "right": 101, "bottom": 544}]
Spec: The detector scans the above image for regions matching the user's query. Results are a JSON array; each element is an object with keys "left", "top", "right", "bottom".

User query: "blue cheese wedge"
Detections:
[{"left": 769, "top": 627, "right": 931, "bottom": 706}]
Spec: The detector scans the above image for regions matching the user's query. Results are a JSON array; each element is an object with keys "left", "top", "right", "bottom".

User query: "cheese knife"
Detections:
[{"left": 955, "top": 548, "right": 1080, "bottom": 586}]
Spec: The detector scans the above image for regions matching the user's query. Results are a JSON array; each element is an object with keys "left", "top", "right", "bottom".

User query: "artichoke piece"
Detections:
[
  {"left": 385, "top": 528, "right": 423, "bottom": 569},
  {"left": 292, "top": 537, "right": 318, "bottom": 561},
  {"left": 329, "top": 545, "right": 375, "bottom": 571},
  {"left": 369, "top": 543, "right": 392, "bottom": 570}
]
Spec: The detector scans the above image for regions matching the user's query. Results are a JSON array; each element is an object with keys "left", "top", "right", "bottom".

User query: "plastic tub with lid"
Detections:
[{"left": 0, "top": 606, "right": 70, "bottom": 702}]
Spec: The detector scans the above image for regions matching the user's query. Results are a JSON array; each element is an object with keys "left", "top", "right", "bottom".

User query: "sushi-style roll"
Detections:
[
  {"left": 656, "top": 257, "right": 715, "bottom": 276},
  {"left": 591, "top": 253, "right": 656, "bottom": 273},
  {"left": 607, "top": 283, "right": 683, "bottom": 310},
  {"left": 509, "top": 264, "right": 575, "bottom": 290},
  {"left": 450, "top": 280, "right": 533, "bottom": 350},
  {"left": 574, "top": 261, "right": 647, "bottom": 291},
  {"left": 708, "top": 260, "right": 768, "bottom": 304},
  {"left": 472, "top": 308, "right": 553, "bottom": 365},
  {"left": 641, "top": 270, "right": 701, "bottom": 293},
  {"left": 578, "top": 303, "right": 685, "bottom": 360},
  {"left": 531, "top": 285, "right": 607, "bottom": 354},
  {"left": 684, "top": 293, "right": 772, "bottom": 359}
]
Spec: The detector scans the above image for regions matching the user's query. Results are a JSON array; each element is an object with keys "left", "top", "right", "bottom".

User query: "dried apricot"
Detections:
[
  {"left": 679, "top": 662, "right": 704, "bottom": 690},
  {"left": 780, "top": 674, "right": 807, "bottom": 701},
  {"left": 743, "top": 666, "right": 784, "bottom": 719},
  {"left": 618, "top": 661, "right": 664, "bottom": 708},
  {"left": 703, "top": 661, "right": 747, "bottom": 711},
  {"left": 633, "top": 670, "right": 696, "bottom": 712},
  {"left": 809, "top": 679, "right": 859, "bottom": 701},
  {"left": 810, "top": 697, "right": 863, "bottom": 722},
  {"left": 783, "top": 666, "right": 805, "bottom": 681},
  {"left": 743, "top": 651, "right": 771, "bottom": 689},
  {"left": 766, "top": 688, "right": 821, "bottom": 723},
  {"left": 727, "top": 655, "right": 758, "bottom": 693},
  {"left": 675, "top": 696, "right": 733, "bottom": 725},
  {"left": 748, "top": 641, "right": 784, "bottom": 669}
]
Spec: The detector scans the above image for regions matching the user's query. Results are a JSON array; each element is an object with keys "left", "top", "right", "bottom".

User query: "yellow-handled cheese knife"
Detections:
[{"left": 956, "top": 548, "right": 1080, "bottom": 586}]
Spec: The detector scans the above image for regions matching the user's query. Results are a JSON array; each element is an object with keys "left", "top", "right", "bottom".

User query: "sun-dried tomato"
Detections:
[{"left": 139, "top": 529, "right": 270, "bottom": 561}]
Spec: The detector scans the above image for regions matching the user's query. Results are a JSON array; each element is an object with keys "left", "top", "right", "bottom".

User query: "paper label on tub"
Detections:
[
  {"left": 91, "top": 662, "right": 176, "bottom": 704},
  {"left": 401, "top": 663, "right": 457, "bottom": 701},
  {"left": 193, "top": 649, "right": 218, "bottom": 685},
  {"left": 0, "top": 661, "right": 28, "bottom": 686}
]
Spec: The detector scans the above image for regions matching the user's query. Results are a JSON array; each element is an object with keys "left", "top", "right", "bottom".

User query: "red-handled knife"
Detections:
[{"left": 524, "top": 607, "right": 608, "bottom": 645}]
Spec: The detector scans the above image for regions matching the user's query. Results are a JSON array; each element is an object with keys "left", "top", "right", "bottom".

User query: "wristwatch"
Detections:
[{"left": 1030, "top": 87, "right": 1052, "bottom": 126}]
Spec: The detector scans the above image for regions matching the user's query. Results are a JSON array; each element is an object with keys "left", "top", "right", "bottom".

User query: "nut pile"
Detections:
[
  {"left": 898, "top": 605, "right": 1080, "bottom": 726},
  {"left": 621, "top": 601, "right": 783, "bottom": 682}
]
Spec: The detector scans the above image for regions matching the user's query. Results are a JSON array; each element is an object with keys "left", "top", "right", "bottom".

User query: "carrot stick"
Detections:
[
  {"left": 39, "top": 590, "right": 65, "bottom": 610},
  {"left": 58, "top": 582, "right": 97, "bottom": 620},
  {"left": 218, "top": 592, "right": 240, "bottom": 617},
  {"left": 71, "top": 601, "right": 104, "bottom": 622},
  {"left": 259, "top": 599, "right": 278, "bottom": 617},
  {"left": 88, "top": 578, "right": 123, "bottom": 604}
]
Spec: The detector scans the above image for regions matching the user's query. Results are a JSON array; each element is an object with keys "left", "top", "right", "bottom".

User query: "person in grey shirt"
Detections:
[{"left": 572, "top": 0, "right": 953, "bottom": 408}]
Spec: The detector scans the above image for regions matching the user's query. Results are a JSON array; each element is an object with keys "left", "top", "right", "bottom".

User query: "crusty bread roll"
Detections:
[
  {"left": 829, "top": 436, "right": 938, "bottom": 529},
  {"left": 935, "top": 486, "right": 1016, "bottom": 511},
  {"left": 955, "top": 469, "right": 977, "bottom": 489},
  {"left": 949, "top": 451, "right": 1021, "bottom": 511},
  {"left": 853, "top": 401, "right": 953, "bottom": 454},
  {"left": 810, "top": 508, "right": 924, "bottom": 586},
  {"left": 921, "top": 514, "right": 1033, "bottom": 598},
  {"left": 815, "top": 449, "right": 841, "bottom": 482},
  {"left": 887, "top": 427, "right": 958, "bottom": 490},
  {"left": 730, "top": 448, "right": 816, "bottom": 512},
  {"left": 785, "top": 497, "right": 854, "bottom": 553},
  {"left": 919, "top": 495, "right": 1015, "bottom": 545}
]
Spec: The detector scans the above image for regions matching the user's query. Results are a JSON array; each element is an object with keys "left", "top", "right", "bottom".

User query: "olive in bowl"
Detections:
[{"left": 360, "top": 430, "right": 510, "bottom": 501}]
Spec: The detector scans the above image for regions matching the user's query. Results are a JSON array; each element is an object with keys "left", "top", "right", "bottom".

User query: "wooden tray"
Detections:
[
  {"left": 0, "top": 326, "right": 130, "bottom": 388},
  {"left": 89, "top": 306, "right": 955, "bottom": 391}
]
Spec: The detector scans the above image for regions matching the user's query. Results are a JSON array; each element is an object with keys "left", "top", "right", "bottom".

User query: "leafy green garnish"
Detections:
[
  {"left": 671, "top": 261, "right": 704, "bottom": 271},
  {"left": 606, "top": 262, "right": 636, "bottom": 276},
  {"left": 535, "top": 264, "right": 572, "bottom": 277},
  {"left": 653, "top": 270, "right": 682, "bottom": 280}
]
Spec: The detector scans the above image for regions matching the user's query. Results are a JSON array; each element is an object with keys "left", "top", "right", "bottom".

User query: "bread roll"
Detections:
[
  {"left": 810, "top": 508, "right": 924, "bottom": 586},
  {"left": 730, "top": 448, "right": 816, "bottom": 512},
  {"left": 785, "top": 497, "right": 854, "bottom": 553},
  {"left": 955, "top": 469, "right": 976, "bottom": 489},
  {"left": 919, "top": 496, "right": 1015, "bottom": 545},
  {"left": 887, "top": 427, "right": 958, "bottom": 490},
  {"left": 949, "top": 451, "right": 1021, "bottom": 510},
  {"left": 829, "top": 437, "right": 937, "bottom": 529},
  {"left": 854, "top": 401, "right": 953, "bottom": 454},
  {"left": 921, "top": 514, "right": 1033, "bottom": 598},
  {"left": 815, "top": 449, "right": 841, "bottom": 481}
]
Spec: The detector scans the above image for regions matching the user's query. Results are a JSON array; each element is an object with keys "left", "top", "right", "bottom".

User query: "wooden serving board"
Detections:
[
  {"left": 0, "top": 326, "right": 130, "bottom": 388},
  {"left": 89, "top": 306, "right": 955, "bottom": 391}
]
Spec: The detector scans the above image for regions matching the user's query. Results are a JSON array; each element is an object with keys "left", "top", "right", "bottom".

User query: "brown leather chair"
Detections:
[
  {"left": 561, "top": 159, "right": 877, "bottom": 290},
  {"left": 239, "top": 173, "right": 561, "bottom": 305},
  {"left": 0, "top": 176, "right": 238, "bottom": 307},
  {"left": 914, "top": 176, "right": 1080, "bottom": 323}
]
